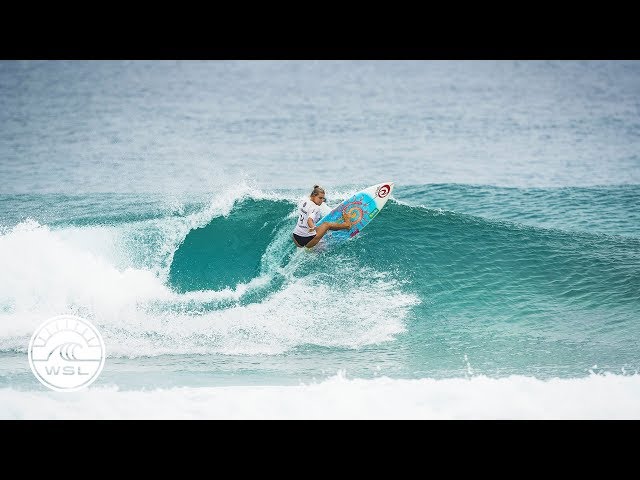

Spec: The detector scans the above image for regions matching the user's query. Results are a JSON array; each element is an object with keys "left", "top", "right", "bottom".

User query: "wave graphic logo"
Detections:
[{"left": 28, "top": 315, "right": 106, "bottom": 392}]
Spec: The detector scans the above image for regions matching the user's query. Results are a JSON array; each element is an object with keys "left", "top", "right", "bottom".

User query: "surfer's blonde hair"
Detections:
[{"left": 311, "top": 185, "right": 325, "bottom": 196}]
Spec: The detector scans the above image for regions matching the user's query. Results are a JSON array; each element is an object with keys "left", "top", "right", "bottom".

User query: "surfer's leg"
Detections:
[{"left": 305, "top": 212, "right": 352, "bottom": 248}]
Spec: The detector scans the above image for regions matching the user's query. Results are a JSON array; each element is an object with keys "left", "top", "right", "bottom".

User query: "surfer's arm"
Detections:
[{"left": 307, "top": 217, "right": 316, "bottom": 232}]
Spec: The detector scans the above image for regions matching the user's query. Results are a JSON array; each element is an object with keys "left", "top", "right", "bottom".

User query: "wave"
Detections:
[
  {"left": 0, "top": 210, "right": 418, "bottom": 357},
  {"left": 168, "top": 195, "right": 640, "bottom": 315},
  {"left": 400, "top": 183, "right": 640, "bottom": 237},
  {"left": 1, "top": 183, "right": 639, "bottom": 366}
]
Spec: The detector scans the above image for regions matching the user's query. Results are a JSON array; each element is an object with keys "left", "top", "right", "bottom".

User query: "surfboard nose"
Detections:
[{"left": 375, "top": 182, "right": 394, "bottom": 199}]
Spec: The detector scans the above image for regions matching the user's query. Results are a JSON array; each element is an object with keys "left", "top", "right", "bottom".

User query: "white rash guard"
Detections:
[{"left": 293, "top": 198, "right": 322, "bottom": 237}]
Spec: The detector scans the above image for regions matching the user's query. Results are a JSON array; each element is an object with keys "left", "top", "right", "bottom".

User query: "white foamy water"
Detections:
[
  {"left": 2, "top": 372, "right": 639, "bottom": 419},
  {"left": 0, "top": 208, "right": 418, "bottom": 357}
]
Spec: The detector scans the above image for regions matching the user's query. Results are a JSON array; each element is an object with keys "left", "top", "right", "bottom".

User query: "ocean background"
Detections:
[{"left": 1, "top": 60, "right": 639, "bottom": 419}]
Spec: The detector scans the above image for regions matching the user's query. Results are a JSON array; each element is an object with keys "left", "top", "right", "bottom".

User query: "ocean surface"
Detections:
[{"left": 1, "top": 60, "right": 639, "bottom": 419}]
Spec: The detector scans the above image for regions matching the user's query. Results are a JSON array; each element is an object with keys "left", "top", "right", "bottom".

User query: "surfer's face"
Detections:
[{"left": 311, "top": 193, "right": 325, "bottom": 205}]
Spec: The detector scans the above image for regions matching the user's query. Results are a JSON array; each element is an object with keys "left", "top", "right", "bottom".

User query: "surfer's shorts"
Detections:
[{"left": 293, "top": 233, "right": 316, "bottom": 247}]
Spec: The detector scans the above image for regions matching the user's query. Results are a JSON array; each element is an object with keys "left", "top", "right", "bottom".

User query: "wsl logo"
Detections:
[{"left": 28, "top": 315, "right": 105, "bottom": 392}]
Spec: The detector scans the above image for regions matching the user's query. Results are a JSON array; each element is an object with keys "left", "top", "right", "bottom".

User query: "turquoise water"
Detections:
[
  {"left": 1, "top": 185, "right": 638, "bottom": 388},
  {"left": 1, "top": 61, "right": 639, "bottom": 418}
]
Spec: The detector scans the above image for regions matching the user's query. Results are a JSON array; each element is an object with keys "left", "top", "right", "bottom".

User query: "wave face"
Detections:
[
  {"left": 169, "top": 198, "right": 294, "bottom": 292},
  {"left": 1, "top": 184, "right": 639, "bottom": 385}
]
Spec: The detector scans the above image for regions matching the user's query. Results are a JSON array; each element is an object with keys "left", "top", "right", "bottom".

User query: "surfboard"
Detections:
[{"left": 315, "top": 182, "right": 394, "bottom": 243}]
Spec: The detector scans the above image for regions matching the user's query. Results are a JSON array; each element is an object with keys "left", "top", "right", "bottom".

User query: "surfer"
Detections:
[{"left": 292, "top": 185, "right": 352, "bottom": 248}]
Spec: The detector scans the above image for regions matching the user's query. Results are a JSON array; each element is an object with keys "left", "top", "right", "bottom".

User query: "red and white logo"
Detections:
[{"left": 377, "top": 184, "right": 391, "bottom": 198}]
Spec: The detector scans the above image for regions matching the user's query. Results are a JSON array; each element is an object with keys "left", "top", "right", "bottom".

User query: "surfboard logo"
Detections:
[
  {"left": 342, "top": 201, "right": 364, "bottom": 225},
  {"left": 377, "top": 184, "right": 391, "bottom": 198},
  {"left": 348, "top": 206, "right": 363, "bottom": 224}
]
